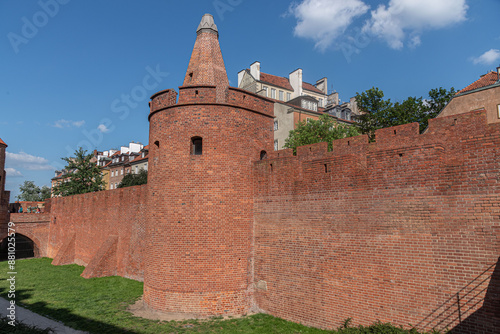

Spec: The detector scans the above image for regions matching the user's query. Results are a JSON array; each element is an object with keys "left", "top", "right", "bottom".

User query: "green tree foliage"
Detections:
[
  {"left": 117, "top": 169, "right": 147, "bottom": 188},
  {"left": 355, "top": 86, "right": 456, "bottom": 139},
  {"left": 284, "top": 114, "right": 360, "bottom": 153},
  {"left": 52, "top": 148, "right": 105, "bottom": 197},
  {"left": 16, "top": 181, "right": 51, "bottom": 201},
  {"left": 40, "top": 185, "right": 51, "bottom": 200}
]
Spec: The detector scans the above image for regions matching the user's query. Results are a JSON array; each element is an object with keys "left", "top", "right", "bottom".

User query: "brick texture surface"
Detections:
[
  {"left": 253, "top": 110, "right": 500, "bottom": 333},
  {"left": 49, "top": 185, "right": 147, "bottom": 281},
  {"left": 81, "top": 235, "right": 119, "bottom": 278},
  {"left": 145, "top": 84, "right": 274, "bottom": 316}
]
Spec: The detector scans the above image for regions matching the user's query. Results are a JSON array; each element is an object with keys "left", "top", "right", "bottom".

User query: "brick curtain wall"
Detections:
[
  {"left": 253, "top": 111, "right": 500, "bottom": 333},
  {"left": 49, "top": 185, "right": 147, "bottom": 281}
]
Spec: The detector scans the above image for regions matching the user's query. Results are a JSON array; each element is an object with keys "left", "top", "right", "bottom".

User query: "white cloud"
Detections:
[
  {"left": 6, "top": 151, "right": 54, "bottom": 171},
  {"left": 5, "top": 168, "right": 22, "bottom": 177},
  {"left": 472, "top": 49, "right": 500, "bottom": 65},
  {"left": 53, "top": 119, "right": 85, "bottom": 128},
  {"left": 363, "top": 0, "right": 468, "bottom": 49},
  {"left": 288, "top": 0, "right": 370, "bottom": 51},
  {"left": 97, "top": 124, "right": 111, "bottom": 133}
]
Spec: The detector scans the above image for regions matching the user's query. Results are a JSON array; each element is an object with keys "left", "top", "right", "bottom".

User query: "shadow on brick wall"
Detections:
[{"left": 415, "top": 257, "right": 499, "bottom": 333}]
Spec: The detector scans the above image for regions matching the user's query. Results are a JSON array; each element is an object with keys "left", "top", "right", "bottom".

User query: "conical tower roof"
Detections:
[{"left": 183, "top": 14, "right": 229, "bottom": 101}]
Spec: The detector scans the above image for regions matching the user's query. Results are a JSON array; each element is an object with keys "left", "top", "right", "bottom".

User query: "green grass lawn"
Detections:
[{"left": 0, "top": 258, "right": 433, "bottom": 334}]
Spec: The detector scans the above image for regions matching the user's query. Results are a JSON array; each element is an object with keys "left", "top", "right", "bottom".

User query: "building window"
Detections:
[
  {"left": 260, "top": 150, "right": 267, "bottom": 160},
  {"left": 191, "top": 136, "right": 203, "bottom": 155},
  {"left": 111, "top": 171, "right": 114, "bottom": 177},
  {"left": 274, "top": 120, "right": 278, "bottom": 131},
  {"left": 121, "top": 169, "right": 123, "bottom": 175},
  {"left": 498, "top": 104, "right": 500, "bottom": 118},
  {"left": 145, "top": 163, "right": 148, "bottom": 171},
  {"left": 110, "top": 184, "right": 113, "bottom": 190},
  {"left": 263, "top": 86, "right": 268, "bottom": 97},
  {"left": 115, "top": 183, "right": 117, "bottom": 189},
  {"left": 121, "top": 156, "right": 124, "bottom": 162},
  {"left": 319, "top": 98, "right": 323, "bottom": 107},
  {"left": 286, "top": 92, "right": 291, "bottom": 101},
  {"left": 135, "top": 166, "right": 138, "bottom": 174},
  {"left": 271, "top": 88, "right": 276, "bottom": 99},
  {"left": 274, "top": 139, "right": 278, "bottom": 151},
  {"left": 279, "top": 91, "right": 284, "bottom": 101}
]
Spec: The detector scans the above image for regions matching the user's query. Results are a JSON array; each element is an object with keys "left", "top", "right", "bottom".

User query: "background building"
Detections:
[
  {"left": 238, "top": 62, "right": 359, "bottom": 150},
  {"left": 437, "top": 67, "right": 500, "bottom": 124}
]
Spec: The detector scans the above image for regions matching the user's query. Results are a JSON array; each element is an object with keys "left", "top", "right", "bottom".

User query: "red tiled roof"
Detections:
[
  {"left": 143, "top": 145, "right": 149, "bottom": 150},
  {"left": 458, "top": 71, "right": 499, "bottom": 94},
  {"left": 131, "top": 154, "right": 148, "bottom": 164},
  {"left": 0, "top": 138, "right": 6, "bottom": 146},
  {"left": 259, "top": 72, "right": 324, "bottom": 95},
  {"left": 303, "top": 82, "right": 324, "bottom": 95},
  {"left": 259, "top": 73, "right": 293, "bottom": 91}
]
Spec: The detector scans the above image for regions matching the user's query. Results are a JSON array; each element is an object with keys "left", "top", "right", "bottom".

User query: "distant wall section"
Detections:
[{"left": 49, "top": 185, "right": 147, "bottom": 281}]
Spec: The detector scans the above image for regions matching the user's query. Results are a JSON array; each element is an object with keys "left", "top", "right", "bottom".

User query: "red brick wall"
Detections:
[
  {"left": 49, "top": 185, "right": 147, "bottom": 281},
  {"left": 253, "top": 110, "right": 500, "bottom": 333},
  {"left": 145, "top": 85, "right": 274, "bottom": 316}
]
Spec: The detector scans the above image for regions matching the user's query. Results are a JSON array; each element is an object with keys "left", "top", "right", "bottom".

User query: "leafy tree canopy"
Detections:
[
  {"left": 355, "top": 86, "right": 455, "bottom": 139},
  {"left": 16, "top": 181, "right": 51, "bottom": 201},
  {"left": 284, "top": 114, "right": 360, "bottom": 153},
  {"left": 52, "top": 148, "right": 105, "bottom": 197},
  {"left": 118, "top": 169, "right": 148, "bottom": 188}
]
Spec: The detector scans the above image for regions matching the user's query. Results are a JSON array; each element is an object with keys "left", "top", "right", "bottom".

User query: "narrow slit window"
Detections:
[
  {"left": 260, "top": 150, "right": 267, "bottom": 160},
  {"left": 191, "top": 136, "right": 203, "bottom": 155}
]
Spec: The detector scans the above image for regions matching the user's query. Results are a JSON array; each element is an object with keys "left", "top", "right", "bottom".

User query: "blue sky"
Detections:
[{"left": 1, "top": 0, "right": 499, "bottom": 199}]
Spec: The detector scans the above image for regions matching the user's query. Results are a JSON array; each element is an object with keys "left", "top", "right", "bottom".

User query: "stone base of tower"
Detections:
[{"left": 143, "top": 285, "right": 251, "bottom": 317}]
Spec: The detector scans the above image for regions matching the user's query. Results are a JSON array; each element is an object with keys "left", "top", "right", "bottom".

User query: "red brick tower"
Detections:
[{"left": 144, "top": 14, "right": 274, "bottom": 316}]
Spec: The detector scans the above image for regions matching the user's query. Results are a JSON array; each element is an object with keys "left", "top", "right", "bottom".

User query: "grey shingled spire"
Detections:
[{"left": 197, "top": 13, "right": 218, "bottom": 37}]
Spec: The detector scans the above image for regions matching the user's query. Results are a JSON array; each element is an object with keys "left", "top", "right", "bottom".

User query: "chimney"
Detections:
[
  {"left": 250, "top": 61, "right": 260, "bottom": 81},
  {"left": 315, "top": 78, "right": 328, "bottom": 95},
  {"left": 289, "top": 68, "right": 303, "bottom": 99},
  {"left": 497, "top": 64, "right": 500, "bottom": 82},
  {"left": 237, "top": 69, "right": 245, "bottom": 87}
]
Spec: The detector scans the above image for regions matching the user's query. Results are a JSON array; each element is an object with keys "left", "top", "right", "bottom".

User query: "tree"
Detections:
[
  {"left": 118, "top": 169, "right": 148, "bottom": 188},
  {"left": 40, "top": 185, "right": 51, "bottom": 200},
  {"left": 355, "top": 86, "right": 455, "bottom": 139},
  {"left": 52, "top": 148, "right": 105, "bottom": 197},
  {"left": 284, "top": 114, "right": 360, "bottom": 153},
  {"left": 16, "top": 181, "right": 51, "bottom": 201}
]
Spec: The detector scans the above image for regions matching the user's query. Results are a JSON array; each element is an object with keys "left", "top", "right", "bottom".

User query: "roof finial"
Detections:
[{"left": 197, "top": 13, "right": 218, "bottom": 37}]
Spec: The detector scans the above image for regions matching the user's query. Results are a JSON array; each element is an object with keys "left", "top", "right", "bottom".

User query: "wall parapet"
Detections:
[
  {"left": 10, "top": 213, "right": 50, "bottom": 223},
  {"left": 258, "top": 110, "right": 498, "bottom": 168},
  {"left": 149, "top": 85, "right": 275, "bottom": 120}
]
